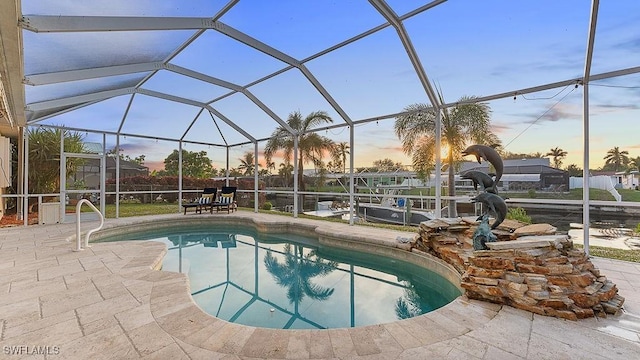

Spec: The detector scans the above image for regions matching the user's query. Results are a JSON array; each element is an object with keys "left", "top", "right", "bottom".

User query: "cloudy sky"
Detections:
[{"left": 23, "top": 0, "right": 640, "bottom": 172}]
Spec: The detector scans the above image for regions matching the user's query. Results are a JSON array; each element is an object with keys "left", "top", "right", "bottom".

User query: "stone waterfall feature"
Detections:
[{"left": 412, "top": 217, "right": 625, "bottom": 320}]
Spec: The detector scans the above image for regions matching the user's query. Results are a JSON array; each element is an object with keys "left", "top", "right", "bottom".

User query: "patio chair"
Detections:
[
  {"left": 202, "top": 233, "right": 237, "bottom": 248},
  {"left": 211, "top": 186, "right": 237, "bottom": 213},
  {"left": 182, "top": 188, "right": 217, "bottom": 214}
]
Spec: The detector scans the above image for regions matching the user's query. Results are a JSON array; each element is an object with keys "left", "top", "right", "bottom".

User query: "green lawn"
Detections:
[
  {"left": 574, "top": 244, "right": 640, "bottom": 263},
  {"left": 504, "top": 188, "right": 640, "bottom": 202},
  {"left": 67, "top": 203, "right": 179, "bottom": 218}
]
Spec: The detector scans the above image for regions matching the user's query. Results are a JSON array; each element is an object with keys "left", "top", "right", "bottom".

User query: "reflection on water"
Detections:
[
  {"left": 395, "top": 282, "right": 428, "bottom": 320},
  {"left": 264, "top": 243, "right": 338, "bottom": 305},
  {"left": 530, "top": 213, "right": 638, "bottom": 232},
  {"left": 104, "top": 226, "right": 461, "bottom": 329}
]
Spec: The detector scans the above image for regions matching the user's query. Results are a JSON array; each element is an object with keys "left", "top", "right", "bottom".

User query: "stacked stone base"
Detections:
[
  {"left": 461, "top": 236, "right": 624, "bottom": 320},
  {"left": 415, "top": 218, "right": 625, "bottom": 320}
]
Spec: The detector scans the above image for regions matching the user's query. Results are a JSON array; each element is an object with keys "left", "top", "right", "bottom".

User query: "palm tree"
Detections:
[
  {"left": 394, "top": 93, "right": 498, "bottom": 217},
  {"left": 331, "top": 142, "right": 350, "bottom": 174},
  {"left": 603, "top": 147, "right": 630, "bottom": 172},
  {"left": 237, "top": 151, "right": 255, "bottom": 176},
  {"left": 260, "top": 159, "right": 276, "bottom": 187},
  {"left": 629, "top": 157, "right": 640, "bottom": 189},
  {"left": 545, "top": 147, "right": 568, "bottom": 169},
  {"left": 629, "top": 156, "right": 640, "bottom": 173},
  {"left": 565, "top": 164, "right": 582, "bottom": 177},
  {"left": 29, "top": 128, "right": 85, "bottom": 195},
  {"left": 278, "top": 162, "right": 293, "bottom": 187},
  {"left": 266, "top": 159, "right": 276, "bottom": 175},
  {"left": 264, "top": 244, "right": 337, "bottom": 307},
  {"left": 264, "top": 111, "right": 334, "bottom": 191},
  {"left": 395, "top": 282, "right": 427, "bottom": 320}
]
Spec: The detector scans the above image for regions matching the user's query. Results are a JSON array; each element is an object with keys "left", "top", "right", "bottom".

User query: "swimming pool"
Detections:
[{"left": 99, "top": 224, "right": 461, "bottom": 329}]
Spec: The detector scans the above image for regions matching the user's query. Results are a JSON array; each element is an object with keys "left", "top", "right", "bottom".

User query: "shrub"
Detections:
[
  {"left": 261, "top": 201, "right": 273, "bottom": 210},
  {"left": 635, "top": 222, "right": 640, "bottom": 235},
  {"left": 527, "top": 189, "right": 537, "bottom": 198},
  {"left": 507, "top": 207, "right": 532, "bottom": 224}
]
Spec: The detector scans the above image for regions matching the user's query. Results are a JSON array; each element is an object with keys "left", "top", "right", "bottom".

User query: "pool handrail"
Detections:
[{"left": 75, "top": 199, "right": 104, "bottom": 251}]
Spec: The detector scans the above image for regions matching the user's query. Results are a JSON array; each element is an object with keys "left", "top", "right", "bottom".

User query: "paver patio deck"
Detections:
[{"left": 0, "top": 213, "right": 638, "bottom": 359}]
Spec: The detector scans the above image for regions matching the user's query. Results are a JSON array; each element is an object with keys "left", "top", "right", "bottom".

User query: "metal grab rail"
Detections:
[{"left": 75, "top": 199, "right": 104, "bottom": 251}]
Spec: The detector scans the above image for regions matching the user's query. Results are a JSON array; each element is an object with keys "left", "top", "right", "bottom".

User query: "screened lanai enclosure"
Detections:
[{"left": 1, "top": 1, "right": 639, "bottom": 254}]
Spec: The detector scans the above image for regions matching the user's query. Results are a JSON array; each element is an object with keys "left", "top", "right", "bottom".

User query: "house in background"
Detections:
[
  {"left": 70, "top": 157, "right": 149, "bottom": 189},
  {"left": 617, "top": 170, "right": 640, "bottom": 190},
  {"left": 591, "top": 170, "right": 640, "bottom": 190},
  {"left": 302, "top": 158, "right": 570, "bottom": 193},
  {"left": 457, "top": 158, "right": 570, "bottom": 192}
]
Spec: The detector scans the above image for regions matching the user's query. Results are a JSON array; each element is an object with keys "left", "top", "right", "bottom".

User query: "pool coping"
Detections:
[
  {"left": 1, "top": 212, "right": 639, "bottom": 359},
  {"left": 93, "top": 213, "right": 498, "bottom": 358}
]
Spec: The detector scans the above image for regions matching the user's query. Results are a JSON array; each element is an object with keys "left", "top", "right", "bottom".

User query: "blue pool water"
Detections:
[{"left": 101, "top": 225, "right": 461, "bottom": 329}]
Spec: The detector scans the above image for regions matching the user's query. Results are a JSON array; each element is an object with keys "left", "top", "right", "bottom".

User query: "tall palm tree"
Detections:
[
  {"left": 545, "top": 147, "right": 568, "bottom": 169},
  {"left": 237, "top": 151, "right": 255, "bottom": 176},
  {"left": 603, "top": 147, "right": 630, "bottom": 172},
  {"left": 394, "top": 93, "right": 498, "bottom": 217},
  {"left": 264, "top": 111, "right": 334, "bottom": 191}
]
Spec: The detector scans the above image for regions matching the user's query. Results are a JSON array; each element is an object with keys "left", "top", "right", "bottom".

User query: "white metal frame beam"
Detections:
[
  {"left": 20, "top": 16, "right": 223, "bottom": 33},
  {"left": 135, "top": 88, "right": 256, "bottom": 142},
  {"left": 441, "top": 66, "right": 640, "bottom": 108},
  {"left": 368, "top": 0, "right": 440, "bottom": 109},
  {"left": 24, "top": 62, "right": 162, "bottom": 85},
  {"left": 206, "top": 0, "right": 448, "bottom": 120},
  {"left": 166, "top": 64, "right": 242, "bottom": 92},
  {"left": 165, "top": 65, "right": 295, "bottom": 133},
  {"left": 581, "top": 0, "right": 600, "bottom": 256},
  {"left": 19, "top": 0, "right": 452, "bottom": 131},
  {"left": 26, "top": 88, "right": 135, "bottom": 112},
  {"left": 204, "top": 106, "right": 255, "bottom": 143},
  {"left": 26, "top": 100, "right": 101, "bottom": 124},
  {"left": 20, "top": 15, "right": 353, "bottom": 126},
  {"left": 25, "top": 62, "right": 640, "bottom": 151},
  {"left": 180, "top": 108, "right": 205, "bottom": 141},
  {"left": 24, "top": 61, "right": 296, "bottom": 134},
  {"left": 33, "top": 123, "right": 226, "bottom": 148},
  {"left": 27, "top": 87, "right": 256, "bottom": 142},
  {"left": 215, "top": 23, "right": 353, "bottom": 125}
]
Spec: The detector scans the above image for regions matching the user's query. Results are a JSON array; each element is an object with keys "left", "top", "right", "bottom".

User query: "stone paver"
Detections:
[{"left": 0, "top": 213, "right": 638, "bottom": 359}]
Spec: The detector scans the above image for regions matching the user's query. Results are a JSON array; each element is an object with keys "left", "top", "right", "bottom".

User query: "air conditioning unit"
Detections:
[{"left": 40, "top": 202, "right": 61, "bottom": 224}]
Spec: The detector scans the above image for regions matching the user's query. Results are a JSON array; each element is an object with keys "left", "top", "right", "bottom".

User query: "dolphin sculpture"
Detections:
[
  {"left": 461, "top": 170, "right": 496, "bottom": 194},
  {"left": 470, "top": 192, "right": 507, "bottom": 229},
  {"left": 472, "top": 214, "right": 498, "bottom": 250},
  {"left": 462, "top": 145, "right": 503, "bottom": 192}
]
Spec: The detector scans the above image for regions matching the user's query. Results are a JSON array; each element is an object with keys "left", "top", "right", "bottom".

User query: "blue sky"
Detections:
[{"left": 23, "top": 0, "right": 640, "bottom": 172}]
